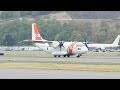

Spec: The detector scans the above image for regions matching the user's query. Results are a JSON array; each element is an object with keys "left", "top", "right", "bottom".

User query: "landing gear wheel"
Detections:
[
  {"left": 76, "top": 54, "right": 80, "bottom": 58},
  {"left": 67, "top": 55, "right": 70, "bottom": 57},
  {"left": 54, "top": 55, "right": 57, "bottom": 57},
  {"left": 63, "top": 55, "right": 66, "bottom": 57},
  {"left": 58, "top": 55, "right": 60, "bottom": 57}
]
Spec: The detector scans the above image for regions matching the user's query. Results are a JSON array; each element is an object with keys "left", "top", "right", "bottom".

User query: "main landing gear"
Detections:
[
  {"left": 54, "top": 54, "right": 81, "bottom": 58},
  {"left": 76, "top": 54, "right": 81, "bottom": 58},
  {"left": 54, "top": 55, "right": 61, "bottom": 57},
  {"left": 54, "top": 55, "right": 70, "bottom": 58}
]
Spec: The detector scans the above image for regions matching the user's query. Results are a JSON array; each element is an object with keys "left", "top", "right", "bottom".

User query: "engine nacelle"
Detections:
[{"left": 49, "top": 41, "right": 59, "bottom": 48}]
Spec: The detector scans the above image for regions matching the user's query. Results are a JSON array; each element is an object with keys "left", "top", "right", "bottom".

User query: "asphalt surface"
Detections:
[
  {"left": 0, "top": 51, "right": 120, "bottom": 79},
  {"left": 0, "top": 56, "right": 120, "bottom": 63},
  {"left": 0, "top": 69, "right": 120, "bottom": 79}
]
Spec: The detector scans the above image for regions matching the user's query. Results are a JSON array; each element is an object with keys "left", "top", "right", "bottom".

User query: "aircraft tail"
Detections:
[
  {"left": 32, "top": 23, "right": 43, "bottom": 41},
  {"left": 112, "top": 35, "right": 120, "bottom": 45}
]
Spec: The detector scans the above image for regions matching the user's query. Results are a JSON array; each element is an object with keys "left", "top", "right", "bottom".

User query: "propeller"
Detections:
[
  {"left": 57, "top": 39, "right": 65, "bottom": 51},
  {"left": 84, "top": 38, "right": 89, "bottom": 50}
]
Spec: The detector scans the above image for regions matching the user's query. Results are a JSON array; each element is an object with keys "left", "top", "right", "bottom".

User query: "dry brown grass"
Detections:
[{"left": 0, "top": 62, "right": 120, "bottom": 72}]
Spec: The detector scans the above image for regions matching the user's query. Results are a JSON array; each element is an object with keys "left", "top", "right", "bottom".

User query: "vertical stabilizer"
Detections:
[
  {"left": 112, "top": 35, "right": 120, "bottom": 45},
  {"left": 32, "top": 23, "right": 43, "bottom": 41}
]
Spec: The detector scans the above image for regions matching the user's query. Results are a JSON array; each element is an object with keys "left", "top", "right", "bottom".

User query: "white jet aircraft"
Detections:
[
  {"left": 25, "top": 23, "right": 88, "bottom": 57},
  {"left": 87, "top": 35, "right": 120, "bottom": 52}
]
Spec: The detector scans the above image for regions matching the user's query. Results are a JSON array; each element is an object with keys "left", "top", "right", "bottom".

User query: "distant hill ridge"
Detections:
[
  {"left": 66, "top": 11, "right": 120, "bottom": 19},
  {"left": 1, "top": 11, "right": 120, "bottom": 19},
  {"left": 36, "top": 11, "right": 120, "bottom": 19}
]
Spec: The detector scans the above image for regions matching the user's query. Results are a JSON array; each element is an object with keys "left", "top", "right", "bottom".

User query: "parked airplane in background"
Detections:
[
  {"left": 87, "top": 35, "right": 120, "bottom": 52},
  {"left": 24, "top": 23, "right": 88, "bottom": 57}
]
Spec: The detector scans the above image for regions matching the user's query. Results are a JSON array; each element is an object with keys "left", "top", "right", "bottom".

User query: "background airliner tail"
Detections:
[
  {"left": 32, "top": 23, "right": 43, "bottom": 41},
  {"left": 112, "top": 35, "right": 120, "bottom": 45}
]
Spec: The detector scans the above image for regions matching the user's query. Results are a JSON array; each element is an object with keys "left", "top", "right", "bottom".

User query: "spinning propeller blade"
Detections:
[
  {"left": 84, "top": 38, "right": 89, "bottom": 50},
  {"left": 57, "top": 39, "right": 65, "bottom": 51}
]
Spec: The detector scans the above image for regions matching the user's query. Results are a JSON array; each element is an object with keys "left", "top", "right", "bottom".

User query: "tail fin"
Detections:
[
  {"left": 32, "top": 23, "right": 43, "bottom": 41},
  {"left": 112, "top": 35, "right": 120, "bottom": 45}
]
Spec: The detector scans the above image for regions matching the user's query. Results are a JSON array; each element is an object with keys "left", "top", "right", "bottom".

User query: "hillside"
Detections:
[
  {"left": 0, "top": 11, "right": 120, "bottom": 46},
  {"left": 66, "top": 11, "right": 120, "bottom": 19},
  {"left": 1, "top": 11, "right": 120, "bottom": 20},
  {"left": 34, "top": 11, "right": 120, "bottom": 19},
  {"left": 48, "top": 11, "right": 120, "bottom": 19}
]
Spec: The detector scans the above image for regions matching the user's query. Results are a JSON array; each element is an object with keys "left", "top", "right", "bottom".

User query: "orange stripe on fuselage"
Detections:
[{"left": 68, "top": 42, "right": 76, "bottom": 55}]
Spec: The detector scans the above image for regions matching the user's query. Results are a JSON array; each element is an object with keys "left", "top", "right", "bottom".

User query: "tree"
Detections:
[{"left": 3, "top": 34, "right": 15, "bottom": 46}]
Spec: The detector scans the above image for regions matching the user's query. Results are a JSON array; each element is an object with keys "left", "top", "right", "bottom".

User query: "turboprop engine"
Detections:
[{"left": 51, "top": 41, "right": 60, "bottom": 48}]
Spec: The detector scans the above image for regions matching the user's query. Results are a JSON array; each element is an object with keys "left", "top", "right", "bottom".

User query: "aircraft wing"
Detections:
[
  {"left": 22, "top": 40, "right": 53, "bottom": 44},
  {"left": 22, "top": 40, "right": 65, "bottom": 49},
  {"left": 33, "top": 40, "right": 53, "bottom": 43}
]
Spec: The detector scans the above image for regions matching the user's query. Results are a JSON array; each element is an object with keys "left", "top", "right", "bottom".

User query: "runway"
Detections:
[
  {"left": 0, "top": 56, "right": 120, "bottom": 63},
  {"left": 0, "top": 69, "right": 120, "bottom": 79},
  {"left": 0, "top": 51, "right": 120, "bottom": 79}
]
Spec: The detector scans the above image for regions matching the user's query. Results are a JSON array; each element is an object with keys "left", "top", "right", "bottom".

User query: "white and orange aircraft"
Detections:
[{"left": 24, "top": 23, "right": 88, "bottom": 57}]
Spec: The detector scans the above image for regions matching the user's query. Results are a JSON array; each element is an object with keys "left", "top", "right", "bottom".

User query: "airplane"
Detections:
[
  {"left": 87, "top": 35, "right": 120, "bottom": 52},
  {"left": 24, "top": 23, "right": 88, "bottom": 57}
]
